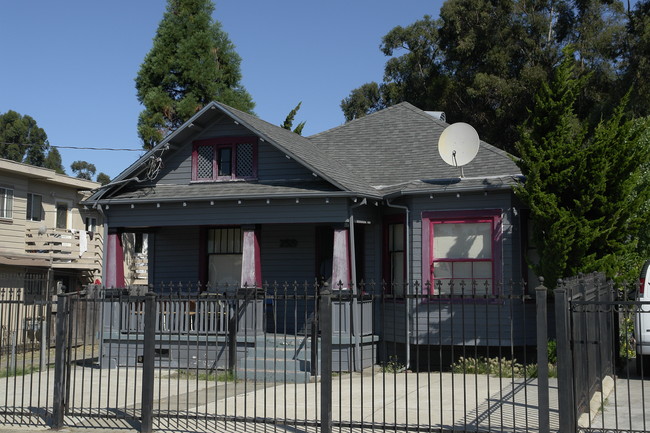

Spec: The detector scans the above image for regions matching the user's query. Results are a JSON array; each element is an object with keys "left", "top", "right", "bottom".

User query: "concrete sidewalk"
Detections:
[{"left": 0, "top": 363, "right": 561, "bottom": 433}]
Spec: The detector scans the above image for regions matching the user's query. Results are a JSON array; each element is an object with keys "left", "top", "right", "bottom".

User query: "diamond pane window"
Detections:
[
  {"left": 193, "top": 138, "right": 257, "bottom": 181},
  {"left": 197, "top": 145, "right": 214, "bottom": 179},
  {"left": 236, "top": 143, "right": 254, "bottom": 177}
]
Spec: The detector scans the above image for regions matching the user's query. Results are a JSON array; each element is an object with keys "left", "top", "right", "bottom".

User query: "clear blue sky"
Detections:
[{"left": 0, "top": 0, "right": 442, "bottom": 180}]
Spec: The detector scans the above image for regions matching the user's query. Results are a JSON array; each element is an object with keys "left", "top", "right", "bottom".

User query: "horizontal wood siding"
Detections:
[
  {"left": 407, "top": 190, "right": 519, "bottom": 286},
  {"left": 151, "top": 226, "right": 200, "bottom": 285},
  {"left": 387, "top": 190, "right": 531, "bottom": 347},
  {"left": 257, "top": 143, "right": 315, "bottom": 181},
  {"left": 408, "top": 301, "right": 536, "bottom": 346},
  {"left": 260, "top": 224, "right": 315, "bottom": 283},
  {"left": 0, "top": 173, "right": 27, "bottom": 256},
  {"left": 0, "top": 172, "right": 102, "bottom": 260},
  {"left": 107, "top": 199, "right": 349, "bottom": 227},
  {"left": 150, "top": 115, "right": 317, "bottom": 184}
]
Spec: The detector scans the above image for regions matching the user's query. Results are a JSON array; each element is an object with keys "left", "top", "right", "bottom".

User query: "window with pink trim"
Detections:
[
  {"left": 423, "top": 210, "right": 501, "bottom": 295},
  {"left": 192, "top": 137, "right": 257, "bottom": 181}
]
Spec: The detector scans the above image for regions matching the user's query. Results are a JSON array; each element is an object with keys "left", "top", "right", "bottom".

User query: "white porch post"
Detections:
[
  {"left": 331, "top": 228, "right": 350, "bottom": 290},
  {"left": 240, "top": 226, "right": 262, "bottom": 288}
]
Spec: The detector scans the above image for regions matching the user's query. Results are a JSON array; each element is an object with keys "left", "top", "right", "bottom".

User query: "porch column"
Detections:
[
  {"left": 240, "top": 226, "right": 262, "bottom": 287},
  {"left": 105, "top": 232, "right": 125, "bottom": 288},
  {"left": 332, "top": 228, "right": 350, "bottom": 289}
]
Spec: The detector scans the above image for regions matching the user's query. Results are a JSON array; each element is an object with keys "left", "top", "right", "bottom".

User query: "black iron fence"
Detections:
[{"left": 1, "top": 275, "right": 648, "bottom": 432}]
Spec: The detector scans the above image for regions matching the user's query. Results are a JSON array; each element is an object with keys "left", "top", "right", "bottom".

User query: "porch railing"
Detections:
[
  {"left": 24, "top": 228, "right": 102, "bottom": 271},
  {"left": 120, "top": 297, "right": 230, "bottom": 335}
]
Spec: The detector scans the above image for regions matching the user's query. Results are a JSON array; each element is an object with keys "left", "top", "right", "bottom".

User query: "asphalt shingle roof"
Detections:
[
  {"left": 308, "top": 102, "right": 521, "bottom": 193},
  {"left": 87, "top": 101, "right": 521, "bottom": 204}
]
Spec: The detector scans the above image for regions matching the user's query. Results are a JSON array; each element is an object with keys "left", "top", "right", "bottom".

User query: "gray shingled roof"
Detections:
[
  {"left": 102, "top": 180, "right": 345, "bottom": 203},
  {"left": 308, "top": 102, "right": 521, "bottom": 194},
  {"left": 216, "top": 104, "right": 379, "bottom": 197},
  {"left": 87, "top": 101, "right": 520, "bottom": 205}
]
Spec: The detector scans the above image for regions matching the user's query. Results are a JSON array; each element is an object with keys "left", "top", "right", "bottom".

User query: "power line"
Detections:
[{"left": 0, "top": 141, "right": 144, "bottom": 152}]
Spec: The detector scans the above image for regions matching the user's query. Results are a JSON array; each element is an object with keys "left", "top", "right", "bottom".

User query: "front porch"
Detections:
[{"left": 98, "top": 285, "right": 377, "bottom": 380}]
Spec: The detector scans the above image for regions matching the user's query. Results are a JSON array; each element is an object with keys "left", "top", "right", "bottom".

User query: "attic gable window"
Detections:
[{"left": 192, "top": 137, "right": 258, "bottom": 181}]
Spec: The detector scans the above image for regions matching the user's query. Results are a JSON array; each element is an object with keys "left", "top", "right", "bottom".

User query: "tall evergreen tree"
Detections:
[
  {"left": 341, "top": 0, "right": 631, "bottom": 155},
  {"left": 0, "top": 110, "right": 49, "bottom": 165},
  {"left": 515, "top": 51, "right": 650, "bottom": 285},
  {"left": 44, "top": 147, "right": 65, "bottom": 174},
  {"left": 281, "top": 102, "right": 306, "bottom": 135},
  {"left": 622, "top": 0, "right": 650, "bottom": 117},
  {"left": 136, "top": 0, "right": 255, "bottom": 149}
]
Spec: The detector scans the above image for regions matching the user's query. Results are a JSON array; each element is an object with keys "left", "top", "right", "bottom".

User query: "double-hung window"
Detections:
[
  {"left": 27, "top": 193, "right": 43, "bottom": 221},
  {"left": 192, "top": 137, "right": 257, "bottom": 181},
  {"left": 423, "top": 210, "right": 502, "bottom": 295},
  {"left": 0, "top": 187, "right": 13, "bottom": 219}
]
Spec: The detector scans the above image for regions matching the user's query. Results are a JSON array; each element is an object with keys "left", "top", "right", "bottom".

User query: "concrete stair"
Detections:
[{"left": 237, "top": 334, "right": 319, "bottom": 383}]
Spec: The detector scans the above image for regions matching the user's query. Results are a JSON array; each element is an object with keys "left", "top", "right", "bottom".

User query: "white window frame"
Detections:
[
  {"left": 27, "top": 193, "right": 43, "bottom": 221},
  {"left": 0, "top": 187, "right": 14, "bottom": 220}
]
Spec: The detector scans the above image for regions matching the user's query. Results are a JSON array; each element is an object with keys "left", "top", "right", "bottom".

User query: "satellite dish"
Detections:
[{"left": 438, "top": 122, "right": 480, "bottom": 177}]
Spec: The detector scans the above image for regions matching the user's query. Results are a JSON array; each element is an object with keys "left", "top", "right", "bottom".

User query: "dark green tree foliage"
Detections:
[
  {"left": 623, "top": 0, "right": 650, "bottom": 117},
  {"left": 136, "top": 0, "right": 255, "bottom": 149},
  {"left": 44, "top": 147, "right": 65, "bottom": 174},
  {"left": 0, "top": 110, "right": 49, "bottom": 165},
  {"left": 96, "top": 172, "right": 111, "bottom": 185},
  {"left": 70, "top": 161, "right": 97, "bottom": 181},
  {"left": 342, "top": 0, "right": 632, "bottom": 154},
  {"left": 515, "top": 52, "right": 650, "bottom": 285},
  {"left": 281, "top": 102, "right": 306, "bottom": 135}
]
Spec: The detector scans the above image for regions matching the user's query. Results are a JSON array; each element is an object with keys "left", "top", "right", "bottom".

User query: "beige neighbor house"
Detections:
[{"left": 0, "top": 157, "right": 103, "bottom": 297}]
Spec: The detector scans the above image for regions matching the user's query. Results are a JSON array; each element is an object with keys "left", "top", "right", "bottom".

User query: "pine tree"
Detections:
[
  {"left": 44, "top": 147, "right": 65, "bottom": 174},
  {"left": 0, "top": 110, "right": 49, "bottom": 165},
  {"left": 136, "top": 0, "right": 254, "bottom": 149},
  {"left": 516, "top": 50, "right": 650, "bottom": 285},
  {"left": 281, "top": 102, "right": 306, "bottom": 135}
]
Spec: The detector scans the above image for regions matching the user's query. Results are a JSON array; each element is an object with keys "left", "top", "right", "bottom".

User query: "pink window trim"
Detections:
[
  {"left": 191, "top": 136, "right": 258, "bottom": 182},
  {"left": 421, "top": 209, "right": 502, "bottom": 294}
]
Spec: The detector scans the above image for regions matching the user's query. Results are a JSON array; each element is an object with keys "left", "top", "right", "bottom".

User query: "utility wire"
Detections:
[{"left": 0, "top": 141, "right": 144, "bottom": 152}]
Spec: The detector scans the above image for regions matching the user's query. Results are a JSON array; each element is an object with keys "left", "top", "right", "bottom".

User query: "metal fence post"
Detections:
[
  {"left": 320, "top": 283, "right": 332, "bottom": 433},
  {"left": 140, "top": 292, "right": 156, "bottom": 433},
  {"left": 536, "top": 282, "right": 550, "bottom": 433},
  {"left": 52, "top": 293, "right": 69, "bottom": 430},
  {"left": 554, "top": 283, "right": 576, "bottom": 432},
  {"left": 228, "top": 295, "right": 238, "bottom": 372}
]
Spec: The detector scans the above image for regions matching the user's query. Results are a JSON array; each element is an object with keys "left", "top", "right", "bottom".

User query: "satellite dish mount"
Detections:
[{"left": 437, "top": 122, "right": 480, "bottom": 177}]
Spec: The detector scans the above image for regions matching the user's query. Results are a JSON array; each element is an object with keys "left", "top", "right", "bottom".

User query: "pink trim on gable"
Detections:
[
  {"left": 105, "top": 232, "right": 125, "bottom": 289},
  {"left": 241, "top": 227, "right": 262, "bottom": 287},
  {"left": 421, "top": 209, "right": 502, "bottom": 293},
  {"left": 332, "top": 228, "right": 351, "bottom": 290}
]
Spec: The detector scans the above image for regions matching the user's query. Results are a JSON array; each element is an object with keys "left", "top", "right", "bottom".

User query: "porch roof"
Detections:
[{"left": 100, "top": 180, "right": 352, "bottom": 203}]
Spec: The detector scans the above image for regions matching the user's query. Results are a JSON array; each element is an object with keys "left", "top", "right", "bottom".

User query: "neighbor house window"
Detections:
[
  {"left": 27, "top": 193, "right": 43, "bottom": 221},
  {"left": 0, "top": 187, "right": 13, "bottom": 219},
  {"left": 423, "top": 210, "right": 502, "bottom": 295},
  {"left": 192, "top": 137, "right": 257, "bottom": 181},
  {"left": 207, "top": 227, "right": 243, "bottom": 287},
  {"left": 56, "top": 204, "right": 68, "bottom": 229}
]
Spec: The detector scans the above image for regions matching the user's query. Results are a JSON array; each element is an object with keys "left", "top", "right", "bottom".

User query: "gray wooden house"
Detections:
[{"left": 84, "top": 101, "right": 528, "bottom": 370}]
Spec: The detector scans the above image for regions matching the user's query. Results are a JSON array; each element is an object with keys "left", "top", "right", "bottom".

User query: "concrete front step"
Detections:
[{"left": 237, "top": 336, "right": 317, "bottom": 383}]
